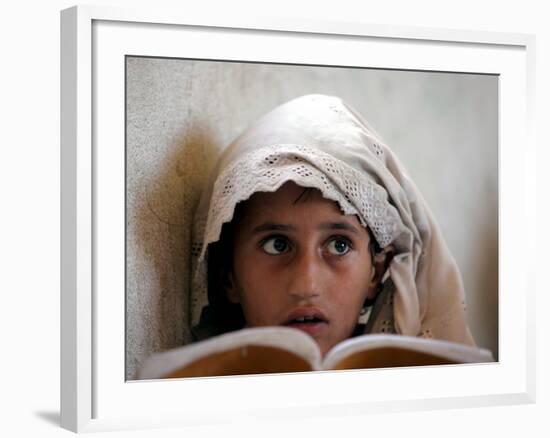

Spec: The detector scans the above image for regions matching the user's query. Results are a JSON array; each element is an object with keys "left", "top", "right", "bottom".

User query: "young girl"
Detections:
[{"left": 188, "top": 94, "right": 476, "bottom": 356}]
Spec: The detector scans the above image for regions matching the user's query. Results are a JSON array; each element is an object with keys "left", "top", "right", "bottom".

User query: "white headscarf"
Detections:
[{"left": 189, "top": 94, "right": 475, "bottom": 346}]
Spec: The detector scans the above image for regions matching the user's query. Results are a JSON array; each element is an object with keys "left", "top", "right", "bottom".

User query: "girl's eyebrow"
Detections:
[
  {"left": 251, "top": 221, "right": 359, "bottom": 234},
  {"left": 252, "top": 222, "right": 295, "bottom": 233},
  {"left": 318, "top": 221, "right": 360, "bottom": 234}
]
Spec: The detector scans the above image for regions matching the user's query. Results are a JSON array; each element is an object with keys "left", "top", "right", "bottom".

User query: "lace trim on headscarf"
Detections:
[{"left": 192, "top": 143, "right": 401, "bottom": 260}]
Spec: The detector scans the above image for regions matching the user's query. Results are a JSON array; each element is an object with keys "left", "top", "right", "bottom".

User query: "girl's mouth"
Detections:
[{"left": 283, "top": 311, "right": 329, "bottom": 336}]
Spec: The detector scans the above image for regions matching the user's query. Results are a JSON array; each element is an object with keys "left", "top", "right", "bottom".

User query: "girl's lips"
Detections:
[
  {"left": 284, "top": 320, "right": 329, "bottom": 337},
  {"left": 284, "top": 307, "right": 328, "bottom": 324},
  {"left": 282, "top": 307, "right": 329, "bottom": 336}
]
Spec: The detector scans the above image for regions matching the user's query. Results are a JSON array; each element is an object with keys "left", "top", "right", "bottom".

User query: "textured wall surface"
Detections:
[{"left": 126, "top": 57, "right": 498, "bottom": 379}]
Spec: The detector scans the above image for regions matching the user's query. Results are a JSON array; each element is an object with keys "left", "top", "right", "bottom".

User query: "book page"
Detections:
[
  {"left": 328, "top": 347, "right": 458, "bottom": 370},
  {"left": 322, "top": 334, "right": 494, "bottom": 371},
  {"left": 163, "top": 345, "right": 314, "bottom": 378},
  {"left": 138, "top": 326, "right": 323, "bottom": 379}
]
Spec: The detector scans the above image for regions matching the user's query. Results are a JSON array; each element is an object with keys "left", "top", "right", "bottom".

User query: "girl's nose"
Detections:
[{"left": 287, "top": 249, "right": 322, "bottom": 301}]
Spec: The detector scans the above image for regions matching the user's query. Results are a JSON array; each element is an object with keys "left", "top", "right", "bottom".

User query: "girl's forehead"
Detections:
[
  {"left": 250, "top": 181, "right": 322, "bottom": 203},
  {"left": 236, "top": 181, "right": 363, "bottom": 230},
  {"left": 245, "top": 182, "right": 335, "bottom": 212}
]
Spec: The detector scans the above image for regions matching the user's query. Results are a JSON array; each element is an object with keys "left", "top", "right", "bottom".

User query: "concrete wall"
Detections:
[{"left": 126, "top": 57, "right": 498, "bottom": 379}]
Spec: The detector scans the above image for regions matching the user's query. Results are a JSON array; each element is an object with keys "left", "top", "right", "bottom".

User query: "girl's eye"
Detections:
[
  {"left": 326, "top": 238, "right": 351, "bottom": 256},
  {"left": 261, "top": 236, "right": 290, "bottom": 255}
]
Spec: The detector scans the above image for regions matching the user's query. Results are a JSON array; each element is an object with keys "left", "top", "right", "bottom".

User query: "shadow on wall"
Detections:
[
  {"left": 475, "top": 218, "right": 499, "bottom": 360},
  {"left": 129, "top": 123, "right": 219, "bottom": 379}
]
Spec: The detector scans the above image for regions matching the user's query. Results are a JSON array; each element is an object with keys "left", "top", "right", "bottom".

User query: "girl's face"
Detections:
[{"left": 226, "top": 181, "right": 380, "bottom": 356}]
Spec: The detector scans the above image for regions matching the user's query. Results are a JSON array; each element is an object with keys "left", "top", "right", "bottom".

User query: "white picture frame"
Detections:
[{"left": 60, "top": 4, "right": 536, "bottom": 433}]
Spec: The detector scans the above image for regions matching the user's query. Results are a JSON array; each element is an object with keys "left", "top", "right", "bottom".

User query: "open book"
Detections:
[{"left": 137, "top": 327, "right": 494, "bottom": 379}]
